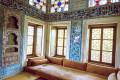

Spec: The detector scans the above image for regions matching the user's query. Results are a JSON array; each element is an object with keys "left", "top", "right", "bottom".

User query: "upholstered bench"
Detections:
[{"left": 25, "top": 56, "right": 119, "bottom": 80}]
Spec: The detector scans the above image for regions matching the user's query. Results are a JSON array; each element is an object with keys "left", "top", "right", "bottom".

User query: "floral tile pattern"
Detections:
[{"left": 69, "top": 20, "right": 83, "bottom": 62}]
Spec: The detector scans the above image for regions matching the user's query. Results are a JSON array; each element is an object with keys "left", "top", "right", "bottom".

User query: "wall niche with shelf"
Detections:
[
  {"left": 2, "top": 9, "right": 22, "bottom": 67},
  {"left": 6, "top": 33, "right": 18, "bottom": 45},
  {"left": 7, "top": 16, "right": 18, "bottom": 29}
]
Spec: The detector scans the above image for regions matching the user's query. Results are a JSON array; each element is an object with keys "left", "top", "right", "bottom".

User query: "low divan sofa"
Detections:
[{"left": 24, "top": 56, "right": 119, "bottom": 80}]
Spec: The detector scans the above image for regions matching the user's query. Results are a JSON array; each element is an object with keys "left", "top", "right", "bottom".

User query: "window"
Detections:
[
  {"left": 88, "top": 24, "right": 117, "bottom": 66},
  {"left": 89, "top": 0, "right": 119, "bottom": 7},
  {"left": 29, "top": 0, "right": 46, "bottom": 12},
  {"left": 27, "top": 23, "right": 43, "bottom": 56},
  {"left": 55, "top": 28, "right": 67, "bottom": 56},
  {"left": 51, "top": 0, "right": 69, "bottom": 13}
]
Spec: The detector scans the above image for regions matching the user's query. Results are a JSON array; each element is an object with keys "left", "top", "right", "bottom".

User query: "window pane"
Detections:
[
  {"left": 28, "top": 26, "right": 34, "bottom": 36},
  {"left": 103, "top": 28, "right": 113, "bottom": 39},
  {"left": 58, "top": 39, "right": 63, "bottom": 46},
  {"left": 91, "top": 50, "right": 100, "bottom": 61},
  {"left": 36, "top": 27, "right": 42, "bottom": 56},
  {"left": 58, "top": 30, "right": 64, "bottom": 38},
  {"left": 64, "top": 39, "right": 67, "bottom": 46},
  {"left": 103, "top": 40, "right": 113, "bottom": 51},
  {"left": 92, "top": 40, "right": 101, "bottom": 50},
  {"left": 57, "top": 47, "right": 63, "bottom": 55},
  {"left": 92, "top": 29, "right": 101, "bottom": 39},
  {"left": 65, "top": 30, "right": 67, "bottom": 38},
  {"left": 64, "top": 47, "right": 66, "bottom": 56},
  {"left": 102, "top": 51, "right": 112, "bottom": 63},
  {"left": 27, "top": 46, "right": 33, "bottom": 55},
  {"left": 27, "top": 36, "right": 33, "bottom": 45},
  {"left": 29, "top": 0, "right": 46, "bottom": 12}
]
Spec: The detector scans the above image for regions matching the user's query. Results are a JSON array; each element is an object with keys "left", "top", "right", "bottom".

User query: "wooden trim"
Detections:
[
  {"left": 88, "top": 27, "right": 92, "bottom": 62},
  {"left": 88, "top": 24, "right": 117, "bottom": 66},
  {"left": 88, "top": 23, "right": 117, "bottom": 29},
  {"left": 55, "top": 28, "right": 67, "bottom": 56},
  {"left": 28, "top": 22, "right": 42, "bottom": 27},
  {"left": 100, "top": 28, "right": 103, "bottom": 62},
  {"left": 27, "top": 23, "right": 43, "bottom": 56},
  {"left": 55, "top": 28, "right": 58, "bottom": 56}
]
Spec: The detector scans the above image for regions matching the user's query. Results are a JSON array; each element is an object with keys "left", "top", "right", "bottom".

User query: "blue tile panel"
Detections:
[
  {"left": 0, "top": 7, "right": 25, "bottom": 79},
  {"left": 69, "top": 20, "right": 83, "bottom": 62}
]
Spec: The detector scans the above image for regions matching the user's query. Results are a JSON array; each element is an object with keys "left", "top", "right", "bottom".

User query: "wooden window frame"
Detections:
[
  {"left": 55, "top": 28, "right": 67, "bottom": 57},
  {"left": 27, "top": 23, "right": 43, "bottom": 56},
  {"left": 88, "top": 24, "right": 117, "bottom": 66}
]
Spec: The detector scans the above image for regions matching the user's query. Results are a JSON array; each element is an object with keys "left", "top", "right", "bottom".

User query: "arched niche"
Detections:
[
  {"left": 5, "top": 47, "right": 18, "bottom": 53},
  {"left": 6, "top": 33, "right": 18, "bottom": 45},
  {"left": 7, "top": 16, "right": 18, "bottom": 29}
]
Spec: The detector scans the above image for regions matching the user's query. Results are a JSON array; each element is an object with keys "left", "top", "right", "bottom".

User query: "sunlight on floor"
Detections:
[{"left": 2, "top": 72, "right": 40, "bottom": 80}]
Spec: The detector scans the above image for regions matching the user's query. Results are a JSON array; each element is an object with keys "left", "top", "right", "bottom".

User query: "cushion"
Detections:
[
  {"left": 47, "top": 57, "right": 63, "bottom": 65},
  {"left": 117, "top": 71, "right": 120, "bottom": 80},
  {"left": 86, "top": 63, "right": 119, "bottom": 76},
  {"left": 63, "top": 59, "right": 87, "bottom": 71},
  {"left": 31, "top": 59, "right": 49, "bottom": 66},
  {"left": 27, "top": 56, "right": 45, "bottom": 66},
  {"left": 108, "top": 73, "right": 117, "bottom": 80}
]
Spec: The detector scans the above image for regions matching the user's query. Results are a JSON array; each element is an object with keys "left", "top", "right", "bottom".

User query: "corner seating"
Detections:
[{"left": 25, "top": 56, "right": 119, "bottom": 80}]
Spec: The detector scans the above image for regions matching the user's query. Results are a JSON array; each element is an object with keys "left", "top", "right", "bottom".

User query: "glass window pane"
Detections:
[
  {"left": 102, "top": 51, "right": 112, "bottom": 63},
  {"left": 27, "top": 36, "right": 33, "bottom": 45},
  {"left": 65, "top": 30, "right": 67, "bottom": 38},
  {"left": 64, "top": 39, "right": 67, "bottom": 46},
  {"left": 103, "top": 40, "right": 113, "bottom": 51},
  {"left": 29, "top": 0, "right": 46, "bottom": 12},
  {"left": 36, "top": 27, "right": 42, "bottom": 56},
  {"left": 28, "top": 26, "right": 34, "bottom": 36},
  {"left": 64, "top": 47, "right": 66, "bottom": 56},
  {"left": 92, "top": 29, "right": 101, "bottom": 39},
  {"left": 58, "top": 30, "right": 64, "bottom": 38},
  {"left": 91, "top": 50, "right": 100, "bottom": 61},
  {"left": 51, "top": 0, "right": 69, "bottom": 13},
  {"left": 58, "top": 39, "right": 63, "bottom": 46},
  {"left": 92, "top": 40, "right": 101, "bottom": 50},
  {"left": 103, "top": 28, "right": 113, "bottom": 39},
  {"left": 57, "top": 47, "right": 63, "bottom": 55},
  {"left": 27, "top": 46, "right": 33, "bottom": 55}
]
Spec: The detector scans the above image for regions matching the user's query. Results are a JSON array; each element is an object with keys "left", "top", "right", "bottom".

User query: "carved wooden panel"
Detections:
[{"left": 2, "top": 9, "right": 22, "bottom": 67}]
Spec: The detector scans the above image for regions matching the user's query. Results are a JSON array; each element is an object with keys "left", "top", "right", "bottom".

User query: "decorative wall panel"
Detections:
[
  {"left": 47, "top": 2, "right": 120, "bottom": 21},
  {"left": 69, "top": 20, "right": 82, "bottom": 62},
  {"left": 2, "top": 9, "right": 22, "bottom": 67}
]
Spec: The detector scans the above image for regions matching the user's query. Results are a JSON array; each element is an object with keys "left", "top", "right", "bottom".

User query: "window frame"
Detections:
[
  {"left": 88, "top": 24, "right": 117, "bottom": 66},
  {"left": 55, "top": 28, "right": 67, "bottom": 57},
  {"left": 27, "top": 23, "right": 43, "bottom": 56}
]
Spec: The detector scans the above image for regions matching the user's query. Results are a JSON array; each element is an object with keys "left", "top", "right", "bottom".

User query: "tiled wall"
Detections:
[
  {"left": 69, "top": 20, "right": 83, "bottom": 62},
  {"left": 69, "top": 0, "right": 88, "bottom": 11}
]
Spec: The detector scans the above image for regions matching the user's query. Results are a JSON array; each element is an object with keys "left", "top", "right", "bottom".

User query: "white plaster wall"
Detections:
[
  {"left": 22, "top": 15, "right": 47, "bottom": 66},
  {"left": 46, "top": 21, "right": 71, "bottom": 59},
  {"left": 82, "top": 17, "right": 120, "bottom": 68}
]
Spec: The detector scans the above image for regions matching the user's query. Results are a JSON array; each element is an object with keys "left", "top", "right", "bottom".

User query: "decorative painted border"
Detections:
[{"left": 46, "top": 2, "right": 120, "bottom": 21}]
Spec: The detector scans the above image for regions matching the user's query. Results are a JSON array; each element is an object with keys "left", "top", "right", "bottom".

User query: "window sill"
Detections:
[
  {"left": 88, "top": 62, "right": 115, "bottom": 68},
  {"left": 53, "top": 55, "right": 65, "bottom": 59}
]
